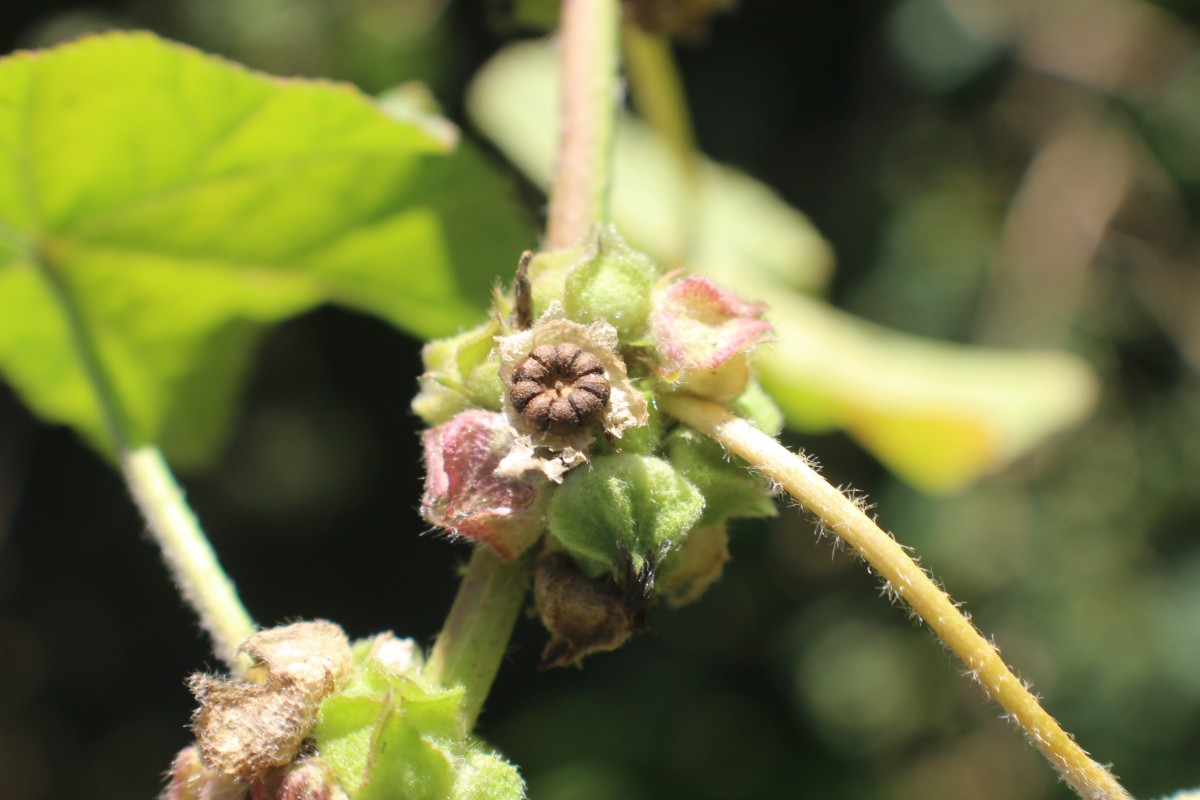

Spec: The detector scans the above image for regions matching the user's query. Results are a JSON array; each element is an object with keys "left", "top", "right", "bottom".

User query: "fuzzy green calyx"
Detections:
[
  {"left": 315, "top": 634, "right": 524, "bottom": 800},
  {"left": 665, "top": 427, "right": 777, "bottom": 527},
  {"left": 547, "top": 452, "right": 705, "bottom": 578},
  {"left": 521, "top": 224, "right": 661, "bottom": 336},
  {"left": 413, "top": 317, "right": 506, "bottom": 426}
]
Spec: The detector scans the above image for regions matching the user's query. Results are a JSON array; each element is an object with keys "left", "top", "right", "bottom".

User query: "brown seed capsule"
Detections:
[
  {"left": 533, "top": 550, "right": 652, "bottom": 670},
  {"left": 510, "top": 343, "right": 611, "bottom": 436}
]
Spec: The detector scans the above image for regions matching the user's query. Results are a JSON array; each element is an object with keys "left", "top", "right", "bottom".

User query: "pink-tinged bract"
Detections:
[
  {"left": 653, "top": 275, "right": 772, "bottom": 373},
  {"left": 421, "top": 410, "right": 546, "bottom": 560}
]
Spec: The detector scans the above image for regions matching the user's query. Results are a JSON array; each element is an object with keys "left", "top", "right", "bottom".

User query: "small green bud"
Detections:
[
  {"left": 666, "top": 427, "right": 776, "bottom": 527},
  {"left": 548, "top": 452, "right": 705, "bottom": 578},
  {"left": 413, "top": 318, "right": 506, "bottom": 426},
  {"left": 562, "top": 224, "right": 660, "bottom": 336},
  {"left": 521, "top": 225, "right": 660, "bottom": 337}
]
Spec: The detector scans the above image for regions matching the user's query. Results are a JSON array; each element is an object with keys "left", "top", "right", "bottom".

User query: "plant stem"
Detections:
[
  {"left": 425, "top": 547, "right": 532, "bottom": 728},
  {"left": 544, "top": 0, "right": 621, "bottom": 249},
  {"left": 660, "top": 394, "right": 1133, "bottom": 800},
  {"left": 122, "top": 447, "right": 255, "bottom": 670},
  {"left": 621, "top": 26, "right": 697, "bottom": 187},
  {"left": 37, "top": 254, "right": 255, "bottom": 672},
  {"left": 425, "top": 0, "right": 619, "bottom": 724}
]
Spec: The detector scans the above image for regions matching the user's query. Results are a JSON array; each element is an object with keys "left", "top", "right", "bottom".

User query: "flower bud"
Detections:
[
  {"left": 561, "top": 224, "right": 660, "bottom": 337},
  {"left": 412, "top": 318, "right": 506, "bottom": 426},
  {"left": 251, "top": 758, "right": 348, "bottom": 800},
  {"left": 421, "top": 409, "right": 547, "bottom": 560},
  {"left": 652, "top": 275, "right": 772, "bottom": 401},
  {"left": 314, "top": 634, "right": 524, "bottom": 799},
  {"left": 547, "top": 452, "right": 704, "bottom": 579},
  {"left": 161, "top": 746, "right": 245, "bottom": 800}
]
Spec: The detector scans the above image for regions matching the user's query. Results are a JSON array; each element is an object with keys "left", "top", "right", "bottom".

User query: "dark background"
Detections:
[{"left": 2, "top": 1, "right": 1200, "bottom": 798}]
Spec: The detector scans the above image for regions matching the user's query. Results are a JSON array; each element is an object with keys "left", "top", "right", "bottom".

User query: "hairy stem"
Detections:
[
  {"left": 38, "top": 255, "right": 254, "bottom": 671},
  {"left": 544, "top": 0, "right": 621, "bottom": 248},
  {"left": 661, "top": 394, "right": 1133, "bottom": 800},
  {"left": 122, "top": 447, "right": 255, "bottom": 669},
  {"left": 425, "top": 547, "right": 532, "bottom": 728}
]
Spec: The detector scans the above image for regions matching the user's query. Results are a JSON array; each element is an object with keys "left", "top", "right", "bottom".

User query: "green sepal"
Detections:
[
  {"left": 452, "top": 751, "right": 527, "bottom": 800},
  {"left": 315, "top": 637, "right": 525, "bottom": 800},
  {"left": 412, "top": 317, "right": 506, "bottom": 425},
  {"left": 593, "top": 387, "right": 663, "bottom": 456},
  {"left": 522, "top": 225, "right": 660, "bottom": 337},
  {"left": 561, "top": 224, "right": 660, "bottom": 337},
  {"left": 547, "top": 453, "right": 705, "bottom": 578},
  {"left": 666, "top": 426, "right": 777, "bottom": 527}
]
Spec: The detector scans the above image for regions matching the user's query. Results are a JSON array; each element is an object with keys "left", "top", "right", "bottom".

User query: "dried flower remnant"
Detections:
[
  {"left": 421, "top": 410, "right": 547, "bottom": 560},
  {"left": 509, "top": 343, "right": 611, "bottom": 436},
  {"left": 497, "top": 304, "right": 648, "bottom": 481},
  {"left": 652, "top": 275, "right": 772, "bottom": 401},
  {"left": 534, "top": 550, "right": 652, "bottom": 669},
  {"left": 189, "top": 621, "right": 352, "bottom": 782}
]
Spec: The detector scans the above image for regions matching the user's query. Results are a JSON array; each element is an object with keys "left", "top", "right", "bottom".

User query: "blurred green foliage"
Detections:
[{"left": 1, "top": 2, "right": 1199, "bottom": 800}]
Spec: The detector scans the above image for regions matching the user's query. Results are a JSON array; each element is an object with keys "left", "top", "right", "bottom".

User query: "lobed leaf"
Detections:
[{"left": 0, "top": 32, "right": 531, "bottom": 462}]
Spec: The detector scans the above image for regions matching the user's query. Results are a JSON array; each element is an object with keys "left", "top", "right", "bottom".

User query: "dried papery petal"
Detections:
[
  {"left": 497, "top": 304, "right": 649, "bottom": 481},
  {"left": 421, "top": 409, "right": 547, "bottom": 560},
  {"left": 190, "top": 622, "right": 352, "bottom": 782},
  {"left": 652, "top": 275, "right": 773, "bottom": 400}
]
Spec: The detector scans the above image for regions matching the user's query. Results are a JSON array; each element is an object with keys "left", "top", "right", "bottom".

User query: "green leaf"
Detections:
[
  {"left": 466, "top": 40, "right": 1099, "bottom": 492},
  {"left": 0, "top": 32, "right": 532, "bottom": 463}
]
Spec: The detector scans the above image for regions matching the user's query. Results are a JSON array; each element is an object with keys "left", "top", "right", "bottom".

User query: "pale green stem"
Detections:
[
  {"left": 426, "top": 0, "right": 621, "bottom": 726},
  {"left": 425, "top": 547, "right": 532, "bottom": 728},
  {"left": 660, "top": 394, "right": 1133, "bottom": 800},
  {"left": 544, "top": 0, "right": 621, "bottom": 248},
  {"left": 37, "top": 253, "right": 254, "bottom": 672},
  {"left": 621, "top": 26, "right": 698, "bottom": 187},
  {"left": 122, "top": 447, "right": 255, "bottom": 670}
]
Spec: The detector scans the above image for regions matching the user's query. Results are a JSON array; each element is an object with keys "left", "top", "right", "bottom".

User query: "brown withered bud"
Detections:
[
  {"left": 189, "top": 621, "right": 352, "bottom": 782},
  {"left": 509, "top": 343, "right": 611, "bottom": 436},
  {"left": 534, "top": 550, "right": 653, "bottom": 669},
  {"left": 511, "top": 250, "right": 533, "bottom": 331}
]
